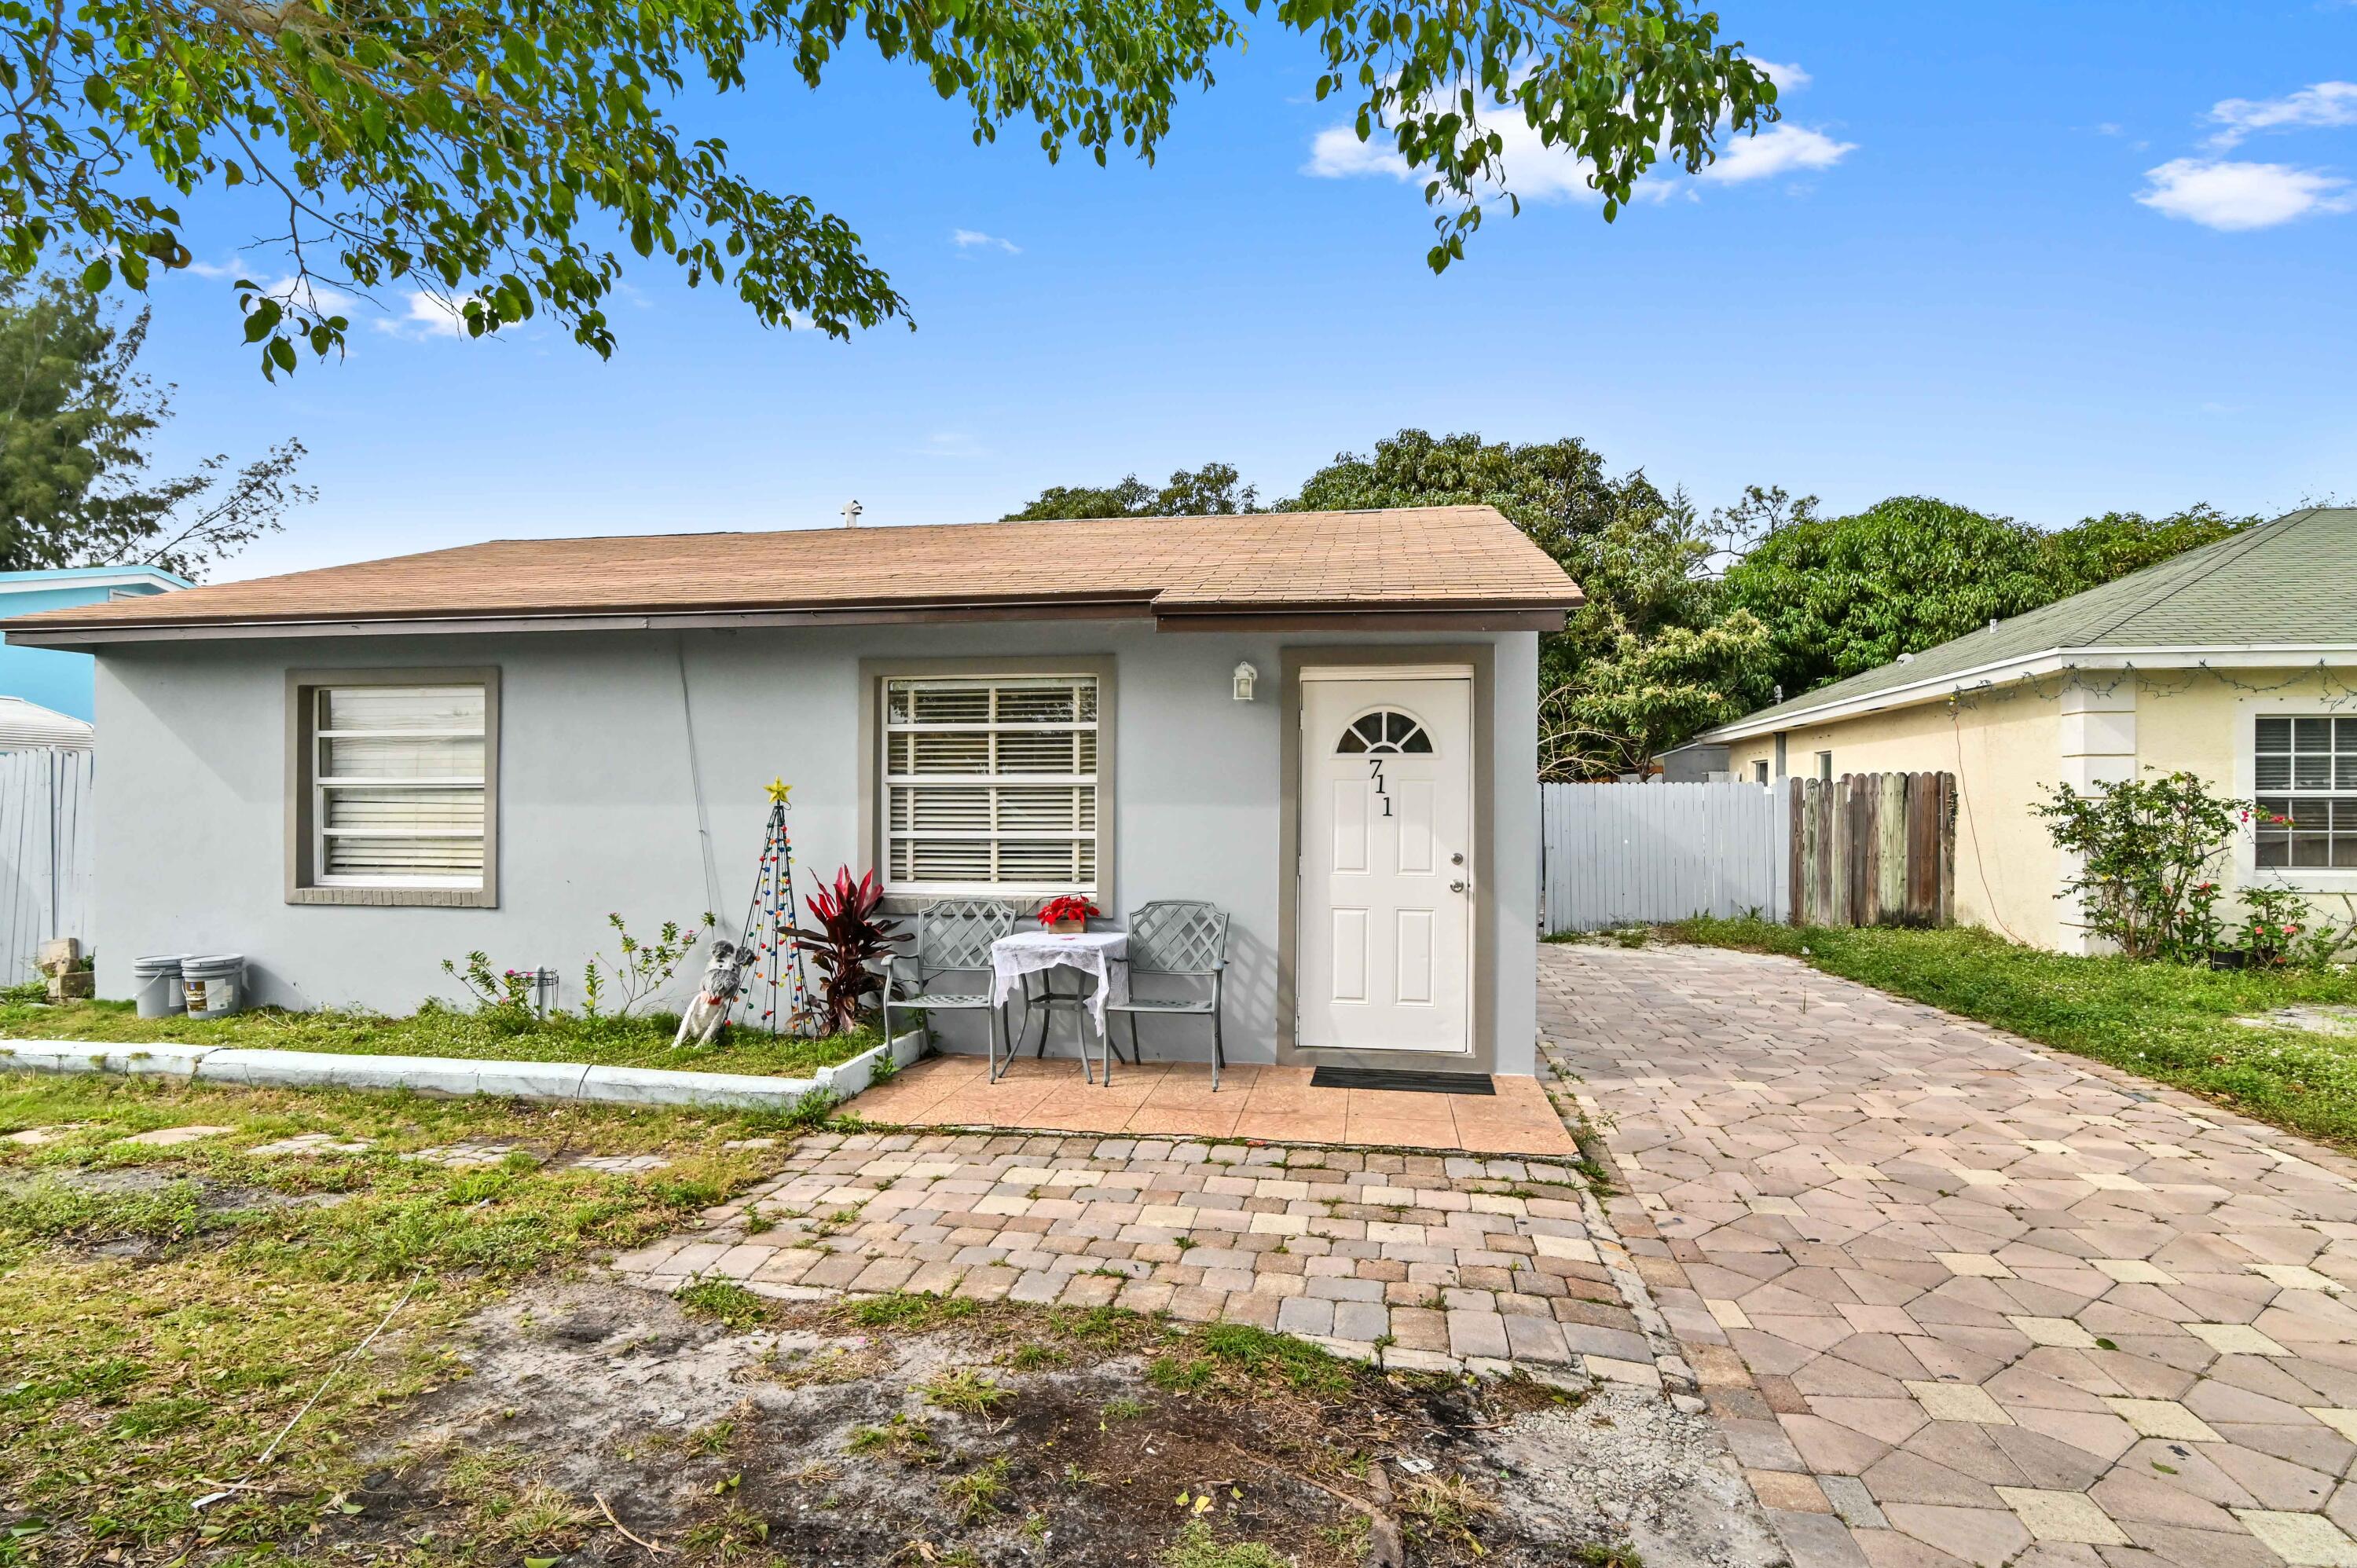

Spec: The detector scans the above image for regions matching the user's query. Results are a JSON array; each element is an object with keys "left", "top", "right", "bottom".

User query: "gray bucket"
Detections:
[
  {"left": 131, "top": 954, "right": 191, "bottom": 1019},
  {"left": 180, "top": 954, "right": 245, "bottom": 1019}
]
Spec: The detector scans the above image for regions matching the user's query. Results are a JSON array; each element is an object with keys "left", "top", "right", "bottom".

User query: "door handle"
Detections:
[{"left": 1450, "top": 881, "right": 1467, "bottom": 893}]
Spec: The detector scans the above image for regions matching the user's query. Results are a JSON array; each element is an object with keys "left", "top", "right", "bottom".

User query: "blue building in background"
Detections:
[{"left": 0, "top": 566, "right": 189, "bottom": 720}]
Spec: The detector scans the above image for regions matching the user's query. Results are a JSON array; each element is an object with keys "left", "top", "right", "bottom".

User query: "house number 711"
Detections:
[{"left": 1369, "top": 759, "right": 1392, "bottom": 817}]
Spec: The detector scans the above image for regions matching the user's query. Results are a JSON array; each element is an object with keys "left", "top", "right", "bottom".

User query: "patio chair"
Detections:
[
  {"left": 881, "top": 899, "right": 1019, "bottom": 1078},
  {"left": 1102, "top": 900, "right": 1230, "bottom": 1090}
]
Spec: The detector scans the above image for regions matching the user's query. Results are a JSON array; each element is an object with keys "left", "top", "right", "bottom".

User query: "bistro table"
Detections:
[{"left": 989, "top": 929, "right": 1127, "bottom": 1083}]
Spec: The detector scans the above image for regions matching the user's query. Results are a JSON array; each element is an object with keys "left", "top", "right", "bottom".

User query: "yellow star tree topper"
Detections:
[{"left": 765, "top": 778, "right": 793, "bottom": 806}]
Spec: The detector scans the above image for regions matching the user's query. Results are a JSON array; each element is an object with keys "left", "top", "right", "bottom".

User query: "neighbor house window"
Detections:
[
  {"left": 883, "top": 675, "right": 1100, "bottom": 895},
  {"left": 1815, "top": 751, "right": 1834, "bottom": 782},
  {"left": 290, "top": 672, "right": 497, "bottom": 905},
  {"left": 2256, "top": 716, "right": 2357, "bottom": 869},
  {"left": 1752, "top": 760, "right": 1769, "bottom": 784}
]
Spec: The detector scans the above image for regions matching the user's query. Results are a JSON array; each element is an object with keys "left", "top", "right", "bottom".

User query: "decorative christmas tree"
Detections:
[{"left": 735, "top": 779, "right": 815, "bottom": 1035}]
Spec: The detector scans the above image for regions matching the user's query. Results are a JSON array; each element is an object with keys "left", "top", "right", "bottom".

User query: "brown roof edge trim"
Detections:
[
  {"left": 1154, "top": 608, "right": 1571, "bottom": 633},
  {"left": 3, "top": 599, "right": 1161, "bottom": 647},
  {"left": 5, "top": 588, "right": 1164, "bottom": 635},
  {"left": 4, "top": 595, "right": 1573, "bottom": 647}
]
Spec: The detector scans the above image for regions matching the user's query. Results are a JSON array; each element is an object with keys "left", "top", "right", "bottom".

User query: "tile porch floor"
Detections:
[{"left": 847, "top": 1053, "right": 1579, "bottom": 1158}]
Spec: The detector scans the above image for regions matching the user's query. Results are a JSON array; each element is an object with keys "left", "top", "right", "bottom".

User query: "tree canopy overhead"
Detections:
[{"left": 0, "top": 0, "right": 1777, "bottom": 376}]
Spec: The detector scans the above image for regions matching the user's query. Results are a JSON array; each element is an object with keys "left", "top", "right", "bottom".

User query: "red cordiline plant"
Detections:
[{"left": 797, "top": 866, "right": 903, "bottom": 1036}]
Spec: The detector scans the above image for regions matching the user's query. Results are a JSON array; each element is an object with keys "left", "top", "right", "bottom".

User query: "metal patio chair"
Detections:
[
  {"left": 880, "top": 899, "right": 1019, "bottom": 1079},
  {"left": 1102, "top": 900, "right": 1230, "bottom": 1090}
]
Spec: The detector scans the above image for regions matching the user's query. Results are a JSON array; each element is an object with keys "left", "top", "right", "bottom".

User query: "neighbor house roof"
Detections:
[
  {"left": 1704, "top": 507, "right": 2357, "bottom": 741},
  {"left": 0, "top": 696, "right": 93, "bottom": 749},
  {"left": 0, "top": 506, "right": 1581, "bottom": 646}
]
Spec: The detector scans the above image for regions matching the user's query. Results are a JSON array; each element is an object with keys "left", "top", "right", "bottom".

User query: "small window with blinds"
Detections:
[
  {"left": 883, "top": 675, "right": 1100, "bottom": 895},
  {"left": 291, "top": 672, "right": 497, "bottom": 903},
  {"left": 2256, "top": 716, "right": 2357, "bottom": 870}
]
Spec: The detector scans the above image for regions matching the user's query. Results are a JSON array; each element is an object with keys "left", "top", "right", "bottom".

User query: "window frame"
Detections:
[
  {"left": 284, "top": 667, "right": 500, "bottom": 907},
  {"left": 859, "top": 656, "right": 1116, "bottom": 910},
  {"left": 2253, "top": 713, "right": 2357, "bottom": 874},
  {"left": 2233, "top": 700, "right": 2357, "bottom": 893}
]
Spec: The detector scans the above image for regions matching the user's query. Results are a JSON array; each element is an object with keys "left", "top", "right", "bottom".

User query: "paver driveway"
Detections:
[{"left": 1542, "top": 941, "right": 2357, "bottom": 1568}]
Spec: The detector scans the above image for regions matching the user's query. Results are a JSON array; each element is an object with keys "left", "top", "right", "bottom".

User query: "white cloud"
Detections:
[
  {"left": 1305, "top": 110, "right": 1851, "bottom": 203},
  {"left": 918, "top": 430, "right": 986, "bottom": 460},
  {"left": 2208, "top": 81, "right": 2357, "bottom": 148},
  {"left": 1750, "top": 59, "right": 1812, "bottom": 92},
  {"left": 2135, "top": 157, "right": 2354, "bottom": 230},
  {"left": 951, "top": 228, "right": 1021, "bottom": 254},
  {"left": 184, "top": 257, "right": 242, "bottom": 280},
  {"left": 1305, "top": 126, "right": 1417, "bottom": 183},
  {"left": 1695, "top": 124, "right": 1856, "bottom": 183},
  {"left": 372, "top": 289, "right": 473, "bottom": 339}
]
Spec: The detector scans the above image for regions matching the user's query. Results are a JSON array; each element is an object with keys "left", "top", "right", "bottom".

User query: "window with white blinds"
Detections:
[
  {"left": 883, "top": 675, "right": 1099, "bottom": 895},
  {"left": 2256, "top": 716, "right": 2357, "bottom": 870},
  {"left": 312, "top": 684, "right": 489, "bottom": 887}
]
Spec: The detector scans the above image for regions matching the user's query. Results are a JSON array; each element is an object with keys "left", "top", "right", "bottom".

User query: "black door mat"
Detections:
[{"left": 1309, "top": 1067, "right": 1496, "bottom": 1095}]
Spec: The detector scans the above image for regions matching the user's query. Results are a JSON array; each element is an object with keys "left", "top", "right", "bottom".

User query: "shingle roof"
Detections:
[
  {"left": 1, "top": 506, "right": 1580, "bottom": 642},
  {"left": 1710, "top": 507, "right": 2357, "bottom": 735}
]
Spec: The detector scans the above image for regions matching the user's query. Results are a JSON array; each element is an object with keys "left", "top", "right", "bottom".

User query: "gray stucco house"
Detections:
[{"left": 3, "top": 506, "right": 1580, "bottom": 1077}]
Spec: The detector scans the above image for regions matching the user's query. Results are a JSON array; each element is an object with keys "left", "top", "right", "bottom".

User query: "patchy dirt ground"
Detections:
[{"left": 343, "top": 1280, "right": 1783, "bottom": 1568}]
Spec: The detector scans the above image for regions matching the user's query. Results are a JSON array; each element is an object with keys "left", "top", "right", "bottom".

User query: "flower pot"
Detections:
[{"left": 1047, "top": 917, "right": 1086, "bottom": 935}]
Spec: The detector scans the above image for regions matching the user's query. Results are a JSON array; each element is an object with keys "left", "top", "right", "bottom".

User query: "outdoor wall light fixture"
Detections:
[{"left": 1232, "top": 661, "right": 1259, "bottom": 702}]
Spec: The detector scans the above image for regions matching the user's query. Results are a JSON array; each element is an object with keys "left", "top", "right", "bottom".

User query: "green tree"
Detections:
[
  {"left": 0, "top": 0, "right": 1778, "bottom": 376},
  {"left": 1719, "top": 496, "right": 2051, "bottom": 698},
  {"left": 1718, "top": 496, "right": 2265, "bottom": 701},
  {"left": 1285, "top": 428, "right": 1761, "bottom": 778},
  {"left": 0, "top": 276, "right": 309, "bottom": 576},
  {"left": 2037, "top": 504, "right": 2260, "bottom": 596},
  {"left": 1003, "top": 462, "right": 1257, "bottom": 520},
  {"left": 1545, "top": 610, "right": 1769, "bottom": 779}
]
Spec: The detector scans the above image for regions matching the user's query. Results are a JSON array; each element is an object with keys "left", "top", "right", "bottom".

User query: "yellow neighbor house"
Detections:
[{"left": 1699, "top": 507, "right": 2357, "bottom": 952}]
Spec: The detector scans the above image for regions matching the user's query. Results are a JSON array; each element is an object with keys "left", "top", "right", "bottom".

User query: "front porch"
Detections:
[{"left": 847, "top": 1054, "right": 1577, "bottom": 1157}]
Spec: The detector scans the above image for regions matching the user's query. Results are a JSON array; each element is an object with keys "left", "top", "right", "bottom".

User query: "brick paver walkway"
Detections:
[
  {"left": 1544, "top": 941, "right": 2357, "bottom": 1568},
  {"left": 611, "top": 1128, "right": 1679, "bottom": 1386}
]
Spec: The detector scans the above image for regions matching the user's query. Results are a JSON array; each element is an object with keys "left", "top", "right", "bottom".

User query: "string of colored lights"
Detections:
[
  {"left": 735, "top": 779, "right": 814, "bottom": 1036},
  {"left": 1941, "top": 658, "right": 2357, "bottom": 714}
]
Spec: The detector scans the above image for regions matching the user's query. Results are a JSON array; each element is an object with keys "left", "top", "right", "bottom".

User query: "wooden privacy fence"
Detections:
[
  {"left": 1538, "top": 771, "right": 1957, "bottom": 934},
  {"left": 1787, "top": 771, "right": 1956, "bottom": 929},
  {"left": 0, "top": 748, "right": 93, "bottom": 984}
]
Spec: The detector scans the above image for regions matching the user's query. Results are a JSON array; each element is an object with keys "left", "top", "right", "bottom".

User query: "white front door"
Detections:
[{"left": 1297, "top": 672, "right": 1474, "bottom": 1054}]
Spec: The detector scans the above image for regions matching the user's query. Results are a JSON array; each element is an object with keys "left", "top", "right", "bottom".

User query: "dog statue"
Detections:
[{"left": 673, "top": 940, "right": 751, "bottom": 1049}]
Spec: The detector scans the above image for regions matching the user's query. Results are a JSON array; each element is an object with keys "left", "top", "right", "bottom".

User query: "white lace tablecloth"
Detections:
[{"left": 991, "top": 930, "right": 1128, "bottom": 1036}]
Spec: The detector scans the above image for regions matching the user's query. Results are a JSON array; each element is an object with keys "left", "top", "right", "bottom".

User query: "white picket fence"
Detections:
[
  {"left": 1540, "top": 779, "right": 1791, "bottom": 934},
  {"left": 0, "top": 748, "right": 93, "bottom": 984}
]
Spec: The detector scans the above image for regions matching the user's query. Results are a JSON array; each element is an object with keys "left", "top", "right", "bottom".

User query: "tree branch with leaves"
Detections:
[{"left": 0, "top": 0, "right": 1776, "bottom": 376}]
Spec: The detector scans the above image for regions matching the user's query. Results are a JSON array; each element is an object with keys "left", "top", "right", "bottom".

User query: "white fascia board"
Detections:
[{"left": 1701, "top": 644, "right": 2357, "bottom": 743}]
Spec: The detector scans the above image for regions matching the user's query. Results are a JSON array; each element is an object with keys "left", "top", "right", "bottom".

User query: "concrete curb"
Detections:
[{"left": 0, "top": 1031, "right": 927, "bottom": 1113}]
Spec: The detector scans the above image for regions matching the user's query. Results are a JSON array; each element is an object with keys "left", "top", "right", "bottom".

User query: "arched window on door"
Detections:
[{"left": 1335, "top": 709, "right": 1433, "bottom": 755}]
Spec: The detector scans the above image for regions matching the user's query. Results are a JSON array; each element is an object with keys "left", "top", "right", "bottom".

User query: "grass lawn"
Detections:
[
  {"left": 1660, "top": 917, "right": 2357, "bottom": 1149},
  {"left": 0, "top": 1069, "right": 825, "bottom": 1559},
  {"left": 0, "top": 998, "right": 881, "bottom": 1078},
  {"left": 0, "top": 1073, "right": 1682, "bottom": 1568}
]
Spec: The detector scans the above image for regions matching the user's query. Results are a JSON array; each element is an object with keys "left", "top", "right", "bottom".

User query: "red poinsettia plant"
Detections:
[
  {"left": 1038, "top": 896, "right": 1100, "bottom": 932},
  {"left": 794, "top": 866, "right": 903, "bottom": 1036}
]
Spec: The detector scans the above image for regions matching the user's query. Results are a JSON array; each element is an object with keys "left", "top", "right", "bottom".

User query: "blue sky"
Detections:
[{"left": 133, "top": 1, "right": 2357, "bottom": 581}]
